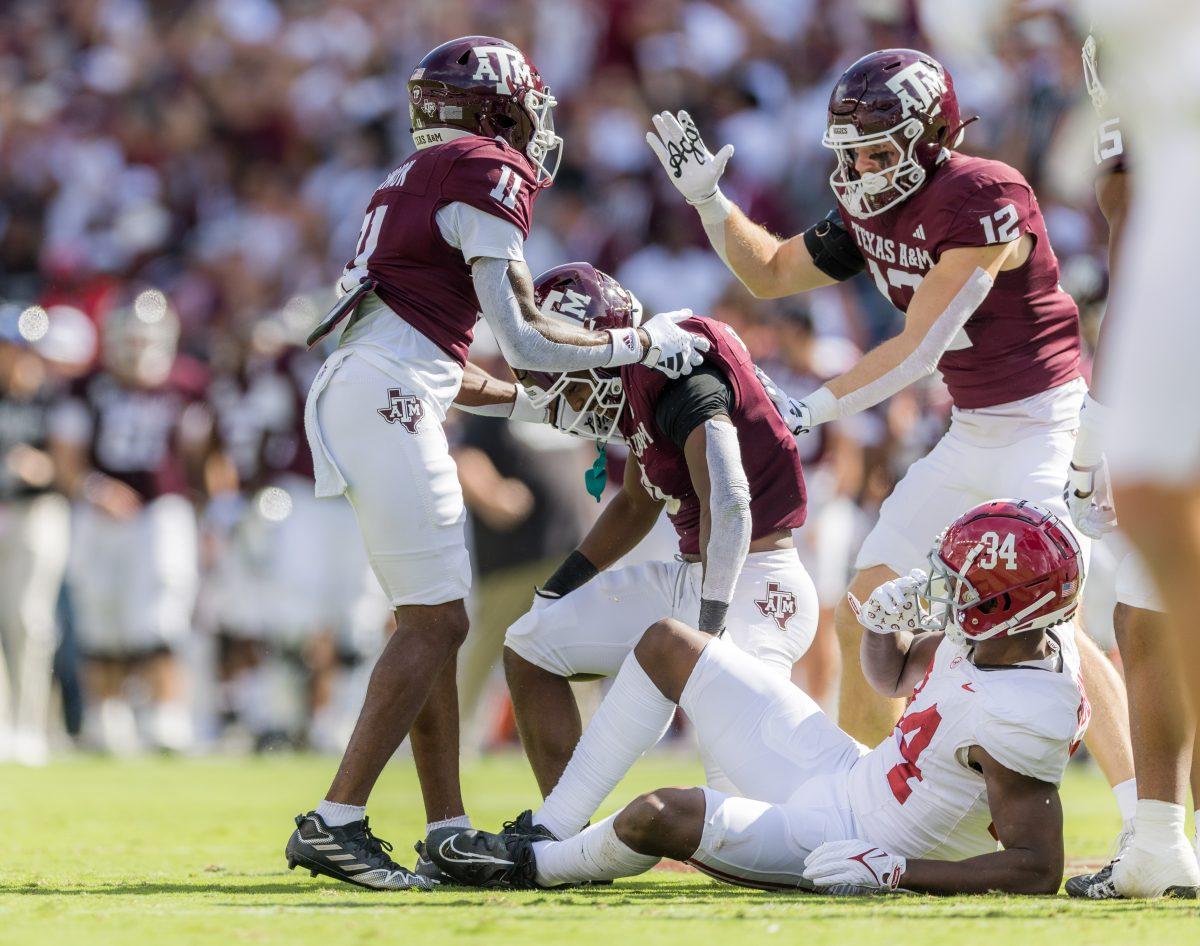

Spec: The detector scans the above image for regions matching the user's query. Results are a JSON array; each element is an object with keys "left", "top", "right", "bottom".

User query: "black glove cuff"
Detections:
[
  {"left": 698, "top": 598, "right": 730, "bottom": 635},
  {"left": 539, "top": 550, "right": 599, "bottom": 599}
]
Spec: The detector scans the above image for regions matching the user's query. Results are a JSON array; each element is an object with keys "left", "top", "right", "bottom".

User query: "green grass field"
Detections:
[{"left": 3, "top": 752, "right": 1197, "bottom": 945}]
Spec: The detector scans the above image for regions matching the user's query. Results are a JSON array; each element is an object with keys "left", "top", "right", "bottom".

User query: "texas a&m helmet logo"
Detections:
[
  {"left": 538, "top": 288, "right": 593, "bottom": 324},
  {"left": 471, "top": 44, "right": 534, "bottom": 95},
  {"left": 754, "top": 581, "right": 797, "bottom": 630},
  {"left": 885, "top": 61, "right": 947, "bottom": 119},
  {"left": 377, "top": 388, "right": 425, "bottom": 433}
]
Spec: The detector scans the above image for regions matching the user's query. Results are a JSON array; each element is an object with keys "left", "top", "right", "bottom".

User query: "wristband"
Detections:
[
  {"left": 1073, "top": 393, "right": 1110, "bottom": 468},
  {"left": 690, "top": 188, "right": 733, "bottom": 225},
  {"left": 539, "top": 550, "right": 600, "bottom": 598},
  {"left": 509, "top": 384, "right": 548, "bottom": 423},
  {"left": 698, "top": 598, "right": 729, "bottom": 635},
  {"left": 803, "top": 386, "right": 840, "bottom": 427},
  {"left": 604, "top": 327, "right": 645, "bottom": 368}
]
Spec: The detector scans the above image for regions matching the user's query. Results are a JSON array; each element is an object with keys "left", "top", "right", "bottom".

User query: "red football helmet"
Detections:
[
  {"left": 407, "top": 36, "right": 562, "bottom": 185},
  {"left": 823, "top": 48, "right": 968, "bottom": 218},
  {"left": 921, "top": 499, "right": 1084, "bottom": 646},
  {"left": 522, "top": 262, "right": 643, "bottom": 442}
]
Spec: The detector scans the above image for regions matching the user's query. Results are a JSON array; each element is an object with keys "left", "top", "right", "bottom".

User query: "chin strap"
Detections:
[{"left": 947, "top": 115, "right": 980, "bottom": 149}]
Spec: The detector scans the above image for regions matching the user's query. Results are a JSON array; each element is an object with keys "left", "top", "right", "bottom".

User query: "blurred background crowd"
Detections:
[{"left": 0, "top": 0, "right": 1118, "bottom": 763}]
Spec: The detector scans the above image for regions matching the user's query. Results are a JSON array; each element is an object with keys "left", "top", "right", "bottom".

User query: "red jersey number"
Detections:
[{"left": 886, "top": 703, "right": 943, "bottom": 804}]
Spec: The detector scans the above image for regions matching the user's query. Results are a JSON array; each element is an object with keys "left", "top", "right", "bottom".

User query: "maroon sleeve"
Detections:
[
  {"left": 933, "top": 181, "right": 1037, "bottom": 258},
  {"left": 441, "top": 142, "right": 538, "bottom": 238}
]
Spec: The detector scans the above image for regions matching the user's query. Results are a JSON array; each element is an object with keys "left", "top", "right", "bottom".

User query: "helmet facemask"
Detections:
[
  {"left": 524, "top": 369, "right": 625, "bottom": 443},
  {"left": 515, "top": 85, "right": 562, "bottom": 186},
  {"left": 823, "top": 118, "right": 929, "bottom": 219}
]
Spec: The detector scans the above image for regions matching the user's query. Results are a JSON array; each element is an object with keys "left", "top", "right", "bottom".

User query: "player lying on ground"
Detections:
[
  {"left": 428, "top": 500, "right": 1090, "bottom": 895},
  {"left": 647, "top": 47, "right": 1138, "bottom": 836},
  {"left": 456, "top": 261, "right": 816, "bottom": 826}
]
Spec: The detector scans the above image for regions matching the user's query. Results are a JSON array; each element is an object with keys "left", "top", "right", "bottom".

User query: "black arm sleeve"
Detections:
[
  {"left": 802, "top": 208, "right": 866, "bottom": 282},
  {"left": 654, "top": 364, "right": 736, "bottom": 450}
]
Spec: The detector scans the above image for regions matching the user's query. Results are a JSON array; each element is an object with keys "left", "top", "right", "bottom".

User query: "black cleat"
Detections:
[
  {"left": 500, "top": 810, "right": 559, "bottom": 842},
  {"left": 286, "top": 812, "right": 434, "bottom": 891},
  {"left": 413, "top": 838, "right": 456, "bottom": 886},
  {"left": 427, "top": 826, "right": 540, "bottom": 888},
  {"left": 1066, "top": 860, "right": 1117, "bottom": 899}
]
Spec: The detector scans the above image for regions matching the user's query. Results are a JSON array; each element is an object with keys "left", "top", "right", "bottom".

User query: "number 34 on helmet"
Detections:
[{"left": 921, "top": 499, "right": 1084, "bottom": 647}]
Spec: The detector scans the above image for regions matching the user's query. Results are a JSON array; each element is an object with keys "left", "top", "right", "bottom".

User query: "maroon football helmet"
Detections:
[
  {"left": 823, "top": 48, "right": 967, "bottom": 218},
  {"left": 522, "top": 262, "right": 644, "bottom": 442},
  {"left": 920, "top": 499, "right": 1084, "bottom": 646},
  {"left": 407, "top": 36, "right": 562, "bottom": 185}
]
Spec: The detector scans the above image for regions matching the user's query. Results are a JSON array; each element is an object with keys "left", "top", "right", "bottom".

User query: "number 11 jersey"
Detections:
[{"left": 845, "top": 629, "right": 1089, "bottom": 861}]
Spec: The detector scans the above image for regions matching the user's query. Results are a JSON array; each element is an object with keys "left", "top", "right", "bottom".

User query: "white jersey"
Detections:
[{"left": 846, "top": 629, "right": 1089, "bottom": 860}]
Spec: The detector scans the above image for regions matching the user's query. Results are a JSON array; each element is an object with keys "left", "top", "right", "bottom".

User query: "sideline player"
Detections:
[
  {"left": 429, "top": 501, "right": 1090, "bottom": 896},
  {"left": 49, "top": 293, "right": 209, "bottom": 755},
  {"left": 286, "top": 36, "right": 709, "bottom": 891},
  {"left": 457, "top": 262, "right": 814, "bottom": 832},
  {"left": 646, "top": 47, "right": 1136, "bottom": 823},
  {"left": 1062, "top": 35, "right": 1200, "bottom": 899}
]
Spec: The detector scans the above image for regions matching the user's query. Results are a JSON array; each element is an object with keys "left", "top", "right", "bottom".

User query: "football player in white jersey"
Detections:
[
  {"left": 425, "top": 501, "right": 1095, "bottom": 895},
  {"left": 1062, "top": 34, "right": 1200, "bottom": 899}
]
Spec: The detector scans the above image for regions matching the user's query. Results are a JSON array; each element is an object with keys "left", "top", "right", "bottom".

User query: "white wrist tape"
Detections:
[
  {"left": 802, "top": 386, "right": 839, "bottom": 427},
  {"left": 603, "top": 327, "right": 645, "bottom": 367},
  {"left": 1073, "top": 393, "right": 1110, "bottom": 467},
  {"left": 509, "top": 384, "right": 549, "bottom": 423},
  {"left": 692, "top": 188, "right": 733, "bottom": 263},
  {"left": 833, "top": 267, "right": 993, "bottom": 419},
  {"left": 701, "top": 420, "right": 751, "bottom": 609}
]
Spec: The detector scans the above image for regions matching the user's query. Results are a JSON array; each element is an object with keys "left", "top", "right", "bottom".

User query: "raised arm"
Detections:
[
  {"left": 646, "top": 111, "right": 840, "bottom": 298},
  {"left": 849, "top": 572, "right": 943, "bottom": 698}
]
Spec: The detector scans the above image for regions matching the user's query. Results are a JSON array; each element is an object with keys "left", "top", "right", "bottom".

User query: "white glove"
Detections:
[
  {"left": 646, "top": 111, "right": 734, "bottom": 205},
  {"left": 336, "top": 263, "right": 370, "bottom": 298},
  {"left": 509, "top": 383, "right": 550, "bottom": 424},
  {"left": 803, "top": 840, "right": 906, "bottom": 894},
  {"left": 848, "top": 569, "right": 930, "bottom": 636},
  {"left": 639, "top": 309, "right": 710, "bottom": 379},
  {"left": 1064, "top": 458, "right": 1117, "bottom": 539},
  {"left": 754, "top": 366, "right": 813, "bottom": 435}
]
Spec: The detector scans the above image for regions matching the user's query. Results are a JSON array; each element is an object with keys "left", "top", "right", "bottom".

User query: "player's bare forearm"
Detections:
[
  {"left": 898, "top": 846, "right": 1062, "bottom": 895},
  {"left": 455, "top": 360, "right": 517, "bottom": 409},
  {"left": 860, "top": 629, "right": 942, "bottom": 698},
  {"left": 576, "top": 459, "right": 663, "bottom": 571},
  {"left": 897, "top": 745, "right": 1065, "bottom": 895},
  {"left": 723, "top": 206, "right": 834, "bottom": 299},
  {"left": 1088, "top": 171, "right": 1129, "bottom": 397}
]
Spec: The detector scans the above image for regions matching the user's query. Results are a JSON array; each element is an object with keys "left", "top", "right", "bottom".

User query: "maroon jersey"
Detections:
[
  {"left": 618, "top": 317, "right": 807, "bottom": 556},
  {"left": 210, "top": 347, "right": 318, "bottom": 488},
  {"left": 839, "top": 152, "right": 1081, "bottom": 409},
  {"left": 70, "top": 358, "right": 208, "bottom": 501},
  {"left": 348, "top": 136, "right": 541, "bottom": 365}
]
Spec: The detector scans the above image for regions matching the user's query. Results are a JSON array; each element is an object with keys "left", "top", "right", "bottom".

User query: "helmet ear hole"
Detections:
[{"left": 456, "top": 50, "right": 471, "bottom": 65}]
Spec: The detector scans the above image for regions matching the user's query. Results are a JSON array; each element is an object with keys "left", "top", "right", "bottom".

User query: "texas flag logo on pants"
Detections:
[
  {"left": 754, "top": 581, "right": 797, "bottom": 630},
  {"left": 377, "top": 387, "right": 425, "bottom": 433}
]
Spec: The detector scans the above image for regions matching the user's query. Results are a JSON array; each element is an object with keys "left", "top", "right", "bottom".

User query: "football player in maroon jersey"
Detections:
[
  {"left": 288, "top": 36, "right": 711, "bottom": 891},
  {"left": 1062, "top": 34, "right": 1200, "bottom": 899},
  {"left": 453, "top": 262, "right": 815, "bottom": 839},
  {"left": 49, "top": 292, "right": 211, "bottom": 755},
  {"left": 647, "top": 47, "right": 1137, "bottom": 831}
]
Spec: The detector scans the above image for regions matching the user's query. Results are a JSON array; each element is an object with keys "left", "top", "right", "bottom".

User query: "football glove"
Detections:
[
  {"left": 1064, "top": 458, "right": 1118, "bottom": 539},
  {"left": 646, "top": 111, "right": 734, "bottom": 206},
  {"left": 639, "top": 309, "right": 710, "bottom": 379},
  {"left": 848, "top": 569, "right": 931, "bottom": 636},
  {"left": 803, "top": 840, "right": 906, "bottom": 894},
  {"left": 754, "top": 366, "right": 813, "bottom": 435}
]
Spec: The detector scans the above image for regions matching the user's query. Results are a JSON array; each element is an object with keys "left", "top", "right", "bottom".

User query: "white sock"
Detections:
[
  {"left": 1113, "top": 777, "right": 1138, "bottom": 829},
  {"left": 532, "top": 813, "right": 660, "bottom": 887},
  {"left": 316, "top": 799, "right": 366, "bottom": 827},
  {"left": 534, "top": 653, "right": 675, "bottom": 840},
  {"left": 1130, "top": 799, "right": 1188, "bottom": 845},
  {"left": 427, "top": 814, "right": 471, "bottom": 834}
]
